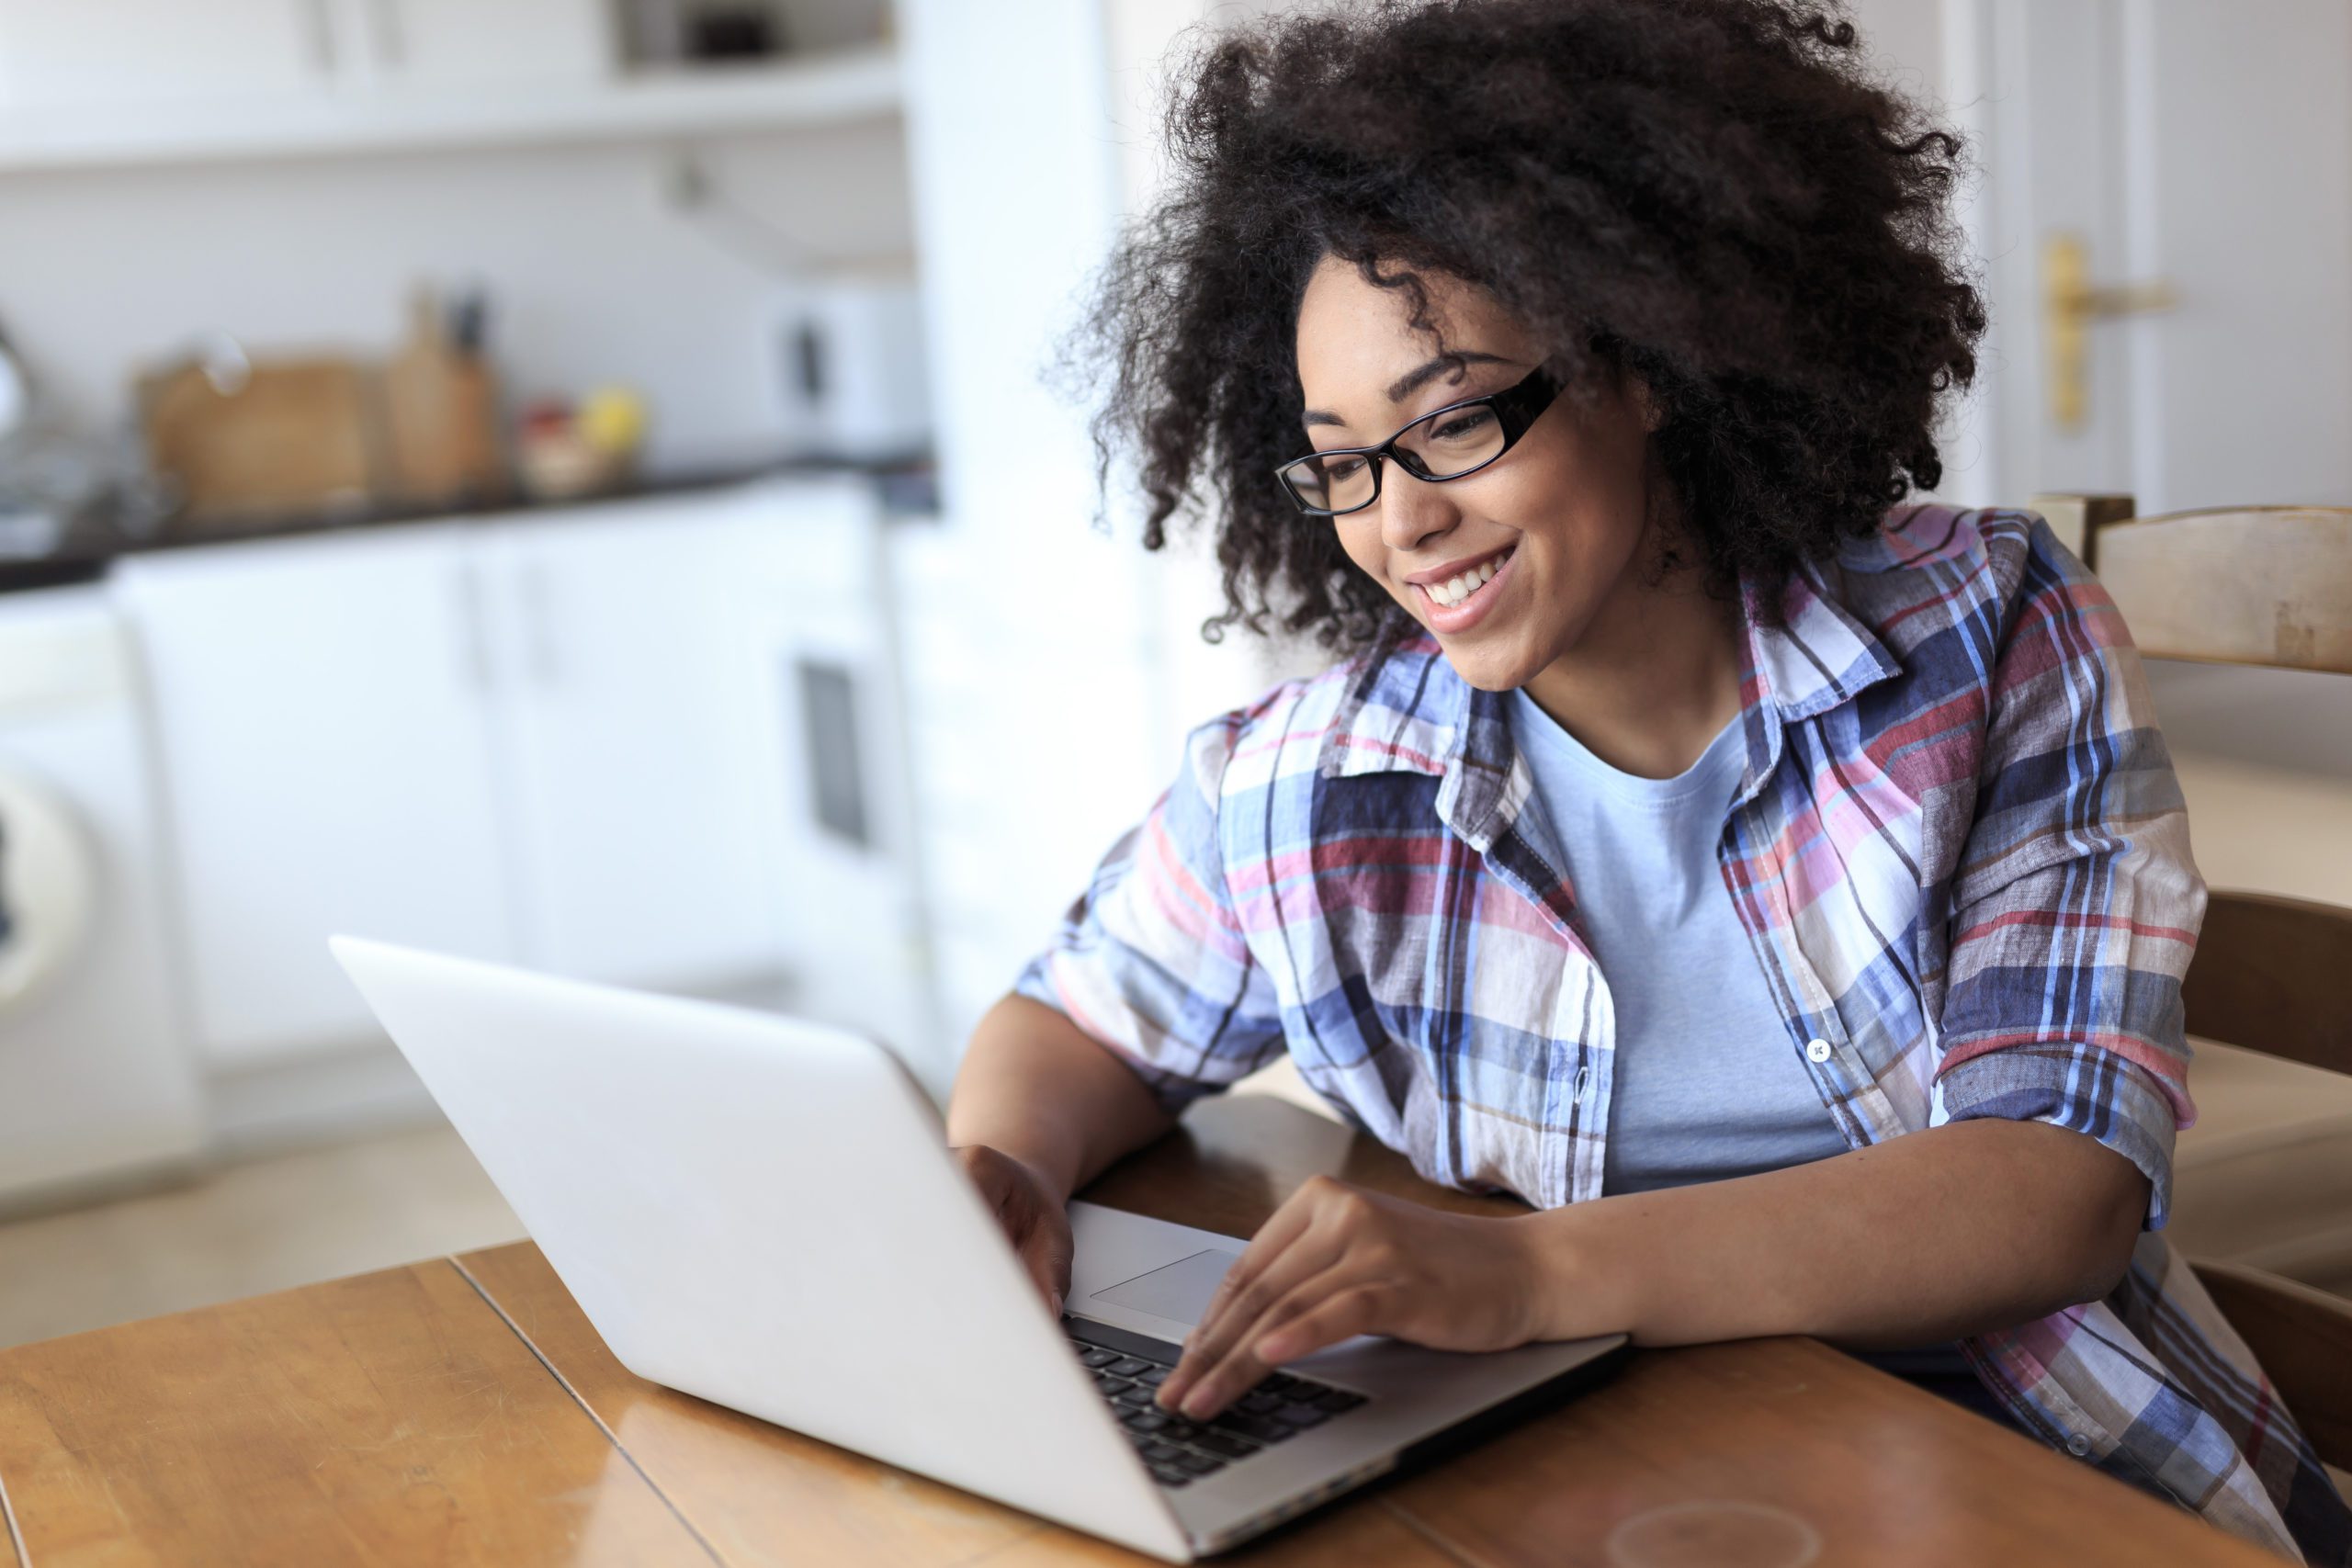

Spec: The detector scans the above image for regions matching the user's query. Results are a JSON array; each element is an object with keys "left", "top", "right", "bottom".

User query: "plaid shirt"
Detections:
[{"left": 1019, "top": 505, "right": 2350, "bottom": 1563}]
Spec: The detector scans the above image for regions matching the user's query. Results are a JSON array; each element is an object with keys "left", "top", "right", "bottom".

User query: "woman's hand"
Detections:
[
  {"left": 953, "top": 1144, "right": 1074, "bottom": 1318},
  {"left": 1156, "top": 1175, "right": 1563, "bottom": 1419}
]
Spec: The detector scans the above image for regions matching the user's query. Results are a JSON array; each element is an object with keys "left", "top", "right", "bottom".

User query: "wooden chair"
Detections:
[
  {"left": 2180, "top": 891, "right": 2352, "bottom": 1484},
  {"left": 2033, "top": 495, "right": 2352, "bottom": 1486},
  {"left": 2033, "top": 494, "right": 2352, "bottom": 675}
]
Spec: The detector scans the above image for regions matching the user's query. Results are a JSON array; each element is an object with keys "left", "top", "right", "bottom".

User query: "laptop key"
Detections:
[
  {"left": 1313, "top": 1389, "right": 1366, "bottom": 1414},
  {"left": 1094, "top": 1374, "right": 1134, "bottom": 1397},
  {"left": 1259, "top": 1373, "right": 1299, "bottom": 1394},
  {"left": 1190, "top": 1430, "right": 1260, "bottom": 1460},
  {"left": 1114, "top": 1383, "right": 1156, "bottom": 1405},
  {"left": 1212, "top": 1412, "right": 1295, "bottom": 1444},
  {"left": 1124, "top": 1410, "right": 1171, "bottom": 1433},
  {"left": 1170, "top": 1451, "right": 1225, "bottom": 1476},
  {"left": 1148, "top": 1464, "right": 1193, "bottom": 1487},
  {"left": 1273, "top": 1403, "right": 1329, "bottom": 1428},
  {"left": 1105, "top": 1358, "right": 1154, "bottom": 1378},
  {"left": 1140, "top": 1441, "right": 1185, "bottom": 1463},
  {"left": 1078, "top": 1348, "right": 1121, "bottom": 1369},
  {"left": 1136, "top": 1366, "right": 1170, "bottom": 1387},
  {"left": 1238, "top": 1392, "right": 1284, "bottom": 1416}
]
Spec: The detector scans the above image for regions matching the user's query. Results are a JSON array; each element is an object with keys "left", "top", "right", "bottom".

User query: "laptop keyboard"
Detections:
[{"left": 1064, "top": 1318, "right": 1370, "bottom": 1489}]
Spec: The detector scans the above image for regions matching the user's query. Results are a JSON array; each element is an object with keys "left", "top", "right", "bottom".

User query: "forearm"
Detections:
[
  {"left": 945, "top": 993, "right": 1176, "bottom": 1201},
  {"left": 1526, "top": 1118, "right": 2151, "bottom": 1349}
]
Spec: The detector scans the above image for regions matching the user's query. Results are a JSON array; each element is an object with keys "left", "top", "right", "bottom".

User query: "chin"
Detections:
[{"left": 1427, "top": 636, "right": 1543, "bottom": 693}]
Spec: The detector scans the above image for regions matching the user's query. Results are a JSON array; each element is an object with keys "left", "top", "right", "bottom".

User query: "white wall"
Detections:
[{"left": 0, "top": 124, "right": 915, "bottom": 476}]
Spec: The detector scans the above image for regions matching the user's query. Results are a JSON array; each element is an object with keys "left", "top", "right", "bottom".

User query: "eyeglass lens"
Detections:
[{"left": 1280, "top": 400, "right": 1508, "bottom": 513}]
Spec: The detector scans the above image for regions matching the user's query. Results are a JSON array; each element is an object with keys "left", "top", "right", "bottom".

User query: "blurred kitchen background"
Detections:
[{"left": 0, "top": 0, "right": 2346, "bottom": 1348}]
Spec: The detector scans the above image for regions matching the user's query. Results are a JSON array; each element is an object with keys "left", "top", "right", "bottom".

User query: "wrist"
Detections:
[{"left": 1512, "top": 1199, "right": 1646, "bottom": 1343}]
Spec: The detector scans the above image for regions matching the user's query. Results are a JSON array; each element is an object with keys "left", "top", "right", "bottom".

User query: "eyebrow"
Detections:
[{"left": 1301, "top": 351, "right": 1514, "bottom": 428}]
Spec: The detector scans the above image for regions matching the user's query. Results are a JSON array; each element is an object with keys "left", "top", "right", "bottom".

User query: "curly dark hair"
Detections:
[{"left": 1070, "top": 0, "right": 1985, "bottom": 649}]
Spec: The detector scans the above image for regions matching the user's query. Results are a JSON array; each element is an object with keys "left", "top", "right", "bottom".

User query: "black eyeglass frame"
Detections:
[{"left": 1273, "top": 363, "right": 1566, "bottom": 517}]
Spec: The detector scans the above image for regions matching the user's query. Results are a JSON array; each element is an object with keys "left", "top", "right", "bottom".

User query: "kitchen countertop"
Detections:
[{"left": 0, "top": 454, "right": 937, "bottom": 596}]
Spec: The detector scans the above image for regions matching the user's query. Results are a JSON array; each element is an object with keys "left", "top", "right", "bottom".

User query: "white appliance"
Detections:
[
  {"left": 0, "top": 585, "right": 203, "bottom": 1205},
  {"left": 774, "top": 272, "right": 931, "bottom": 462}
]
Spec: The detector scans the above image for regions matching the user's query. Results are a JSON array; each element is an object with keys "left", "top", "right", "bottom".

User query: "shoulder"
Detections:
[{"left": 1830, "top": 502, "right": 2105, "bottom": 671}]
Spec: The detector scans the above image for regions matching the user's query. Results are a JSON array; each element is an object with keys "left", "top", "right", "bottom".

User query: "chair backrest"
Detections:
[
  {"left": 2033, "top": 493, "right": 2352, "bottom": 675},
  {"left": 2180, "top": 890, "right": 2352, "bottom": 1077}
]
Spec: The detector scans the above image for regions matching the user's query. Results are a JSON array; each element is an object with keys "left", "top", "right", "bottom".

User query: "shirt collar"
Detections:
[{"left": 1316, "top": 558, "right": 1905, "bottom": 845}]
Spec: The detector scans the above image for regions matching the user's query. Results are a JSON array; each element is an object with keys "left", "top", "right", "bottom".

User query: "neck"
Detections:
[{"left": 1518, "top": 561, "right": 1743, "bottom": 780}]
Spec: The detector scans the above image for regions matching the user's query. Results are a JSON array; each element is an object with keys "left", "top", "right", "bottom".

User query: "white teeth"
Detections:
[{"left": 1423, "top": 551, "right": 1510, "bottom": 610}]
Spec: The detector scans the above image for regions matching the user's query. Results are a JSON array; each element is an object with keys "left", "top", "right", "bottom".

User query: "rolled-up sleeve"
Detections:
[
  {"left": 1013, "top": 713, "right": 1289, "bottom": 1114},
  {"left": 1930, "top": 516, "right": 2205, "bottom": 1231}
]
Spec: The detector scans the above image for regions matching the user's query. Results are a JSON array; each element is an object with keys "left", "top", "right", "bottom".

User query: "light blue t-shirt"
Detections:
[
  {"left": 1505, "top": 688, "right": 1849, "bottom": 1195},
  {"left": 1508, "top": 689, "right": 1996, "bottom": 1411}
]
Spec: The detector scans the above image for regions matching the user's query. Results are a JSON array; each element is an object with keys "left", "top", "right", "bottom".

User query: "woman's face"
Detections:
[{"left": 1293, "top": 255, "right": 1659, "bottom": 691}]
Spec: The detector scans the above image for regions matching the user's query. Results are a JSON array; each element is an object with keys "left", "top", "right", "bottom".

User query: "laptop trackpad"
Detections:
[{"left": 1089, "top": 1247, "right": 1242, "bottom": 1326}]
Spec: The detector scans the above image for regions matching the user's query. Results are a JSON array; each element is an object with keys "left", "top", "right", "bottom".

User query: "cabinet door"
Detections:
[
  {"left": 350, "top": 0, "right": 611, "bottom": 88},
  {"left": 0, "top": 0, "right": 326, "bottom": 108},
  {"left": 114, "top": 526, "right": 517, "bottom": 1066},
  {"left": 480, "top": 487, "right": 803, "bottom": 992}
]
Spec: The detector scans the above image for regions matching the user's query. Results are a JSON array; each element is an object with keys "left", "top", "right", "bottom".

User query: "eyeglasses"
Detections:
[{"left": 1273, "top": 363, "right": 1564, "bottom": 516}]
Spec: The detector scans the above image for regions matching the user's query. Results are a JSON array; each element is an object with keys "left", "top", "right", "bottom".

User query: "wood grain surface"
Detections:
[
  {"left": 0, "top": 1260, "right": 714, "bottom": 1566},
  {"left": 0, "top": 1092, "right": 2291, "bottom": 1567}
]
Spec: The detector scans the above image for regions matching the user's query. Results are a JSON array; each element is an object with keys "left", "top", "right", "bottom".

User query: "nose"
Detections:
[{"left": 1375, "top": 463, "right": 1458, "bottom": 555}]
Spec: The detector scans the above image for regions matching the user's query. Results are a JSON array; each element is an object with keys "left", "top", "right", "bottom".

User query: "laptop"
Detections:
[{"left": 329, "top": 934, "right": 1629, "bottom": 1562}]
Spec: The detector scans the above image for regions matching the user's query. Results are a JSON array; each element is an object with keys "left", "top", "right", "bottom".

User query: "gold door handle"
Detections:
[{"left": 2043, "top": 232, "right": 2177, "bottom": 430}]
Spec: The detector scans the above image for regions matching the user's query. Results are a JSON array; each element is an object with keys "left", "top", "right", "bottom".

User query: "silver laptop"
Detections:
[{"left": 329, "top": 934, "right": 1628, "bottom": 1562}]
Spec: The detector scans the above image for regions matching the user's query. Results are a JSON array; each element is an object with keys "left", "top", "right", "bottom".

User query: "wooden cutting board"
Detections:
[{"left": 140, "top": 358, "right": 383, "bottom": 527}]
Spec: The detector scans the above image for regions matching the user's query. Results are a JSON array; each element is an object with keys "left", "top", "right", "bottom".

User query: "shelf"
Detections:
[{"left": 0, "top": 44, "right": 900, "bottom": 172}]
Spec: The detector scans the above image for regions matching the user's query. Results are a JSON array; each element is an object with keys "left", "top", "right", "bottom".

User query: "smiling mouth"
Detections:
[{"left": 1415, "top": 545, "right": 1515, "bottom": 610}]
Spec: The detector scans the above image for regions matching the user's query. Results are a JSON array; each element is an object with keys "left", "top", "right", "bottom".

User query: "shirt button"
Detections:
[
  {"left": 2065, "top": 1432, "right": 2093, "bottom": 1458},
  {"left": 1804, "top": 1039, "right": 1832, "bottom": 1063}
]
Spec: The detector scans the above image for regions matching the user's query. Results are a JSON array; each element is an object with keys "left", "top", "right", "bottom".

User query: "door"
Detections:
[
  {"left": 479, "top": 488, "right": 798, "bottom": 994},
  {"left": 1962, "top": 0, "right": 2352, "bottom": 513},
  {"left": 114, "top": 526, "right": 518, "bottom": 1066}
]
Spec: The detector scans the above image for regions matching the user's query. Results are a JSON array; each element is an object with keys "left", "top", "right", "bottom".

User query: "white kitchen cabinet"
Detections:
[
  {"left": 336, "top": 0, "right": 612, "bottom": 90},
  {"left": 0, "top": 0, "right": 327, "bottom": 108},
  {"left": 0, "top": 0, "right": 610, "bottom": 114},
  {"left": 114, "top": 479, "right": 911, "bottom": 1072},
  {"left": 114, "top": 525, "right": 520, "bottom": 1066},
  {"left": 478, "top": 488, "right": 796, "bottom": 992}
]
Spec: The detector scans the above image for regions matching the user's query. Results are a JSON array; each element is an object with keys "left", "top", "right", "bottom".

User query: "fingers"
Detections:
[
  {"left": 1032, "top": 1210, "right": 1074, "bottom": 1318},
  {"left": 1250, "top": 1284, "right": 1384, "bottom": 1366},
  {"left": 1160, "top": 1181, "right": 1351, "bottom": 1414},
  {"left": 1165, "top": 1259, "right": 1363, "bottom": 1419},
  {"left": 953, "top": 1145, "right": 1070, "bottom": 1316}
]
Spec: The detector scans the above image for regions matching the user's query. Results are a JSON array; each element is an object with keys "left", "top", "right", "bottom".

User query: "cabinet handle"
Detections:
[
  {"left": 522, "top": 560, "right": 561, "bottom": 687},
  {"left": 453, "top": 561, "right": 492, "bottom": 691}
]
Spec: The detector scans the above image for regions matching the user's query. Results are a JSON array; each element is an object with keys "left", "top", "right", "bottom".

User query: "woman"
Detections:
[{"left": 944, "top": 2, "right": 2351, "bottom": 1561}]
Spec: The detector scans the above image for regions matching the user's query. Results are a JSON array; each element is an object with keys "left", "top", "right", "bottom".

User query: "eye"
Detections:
[
  {"left": 1322, "top": 455, "right": 1368, "bottom": 481},
  {"left": 1428, "top": 407, "right": 1498, "bottom": 443}
]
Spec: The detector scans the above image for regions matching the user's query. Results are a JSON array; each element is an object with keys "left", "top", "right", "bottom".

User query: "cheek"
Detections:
[{"left": 1334, "top": 520, "right": 1394, "bottom": 590}]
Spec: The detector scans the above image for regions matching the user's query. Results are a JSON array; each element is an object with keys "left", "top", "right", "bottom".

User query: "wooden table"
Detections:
[{"left": 0, "top": 1095, "right": 2279, "bottom": 1567}]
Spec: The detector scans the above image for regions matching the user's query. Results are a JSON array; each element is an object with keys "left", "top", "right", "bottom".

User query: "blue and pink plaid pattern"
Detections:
[{"left": 1019, "top": 505, "right": 2348, "bottom": 1562}]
